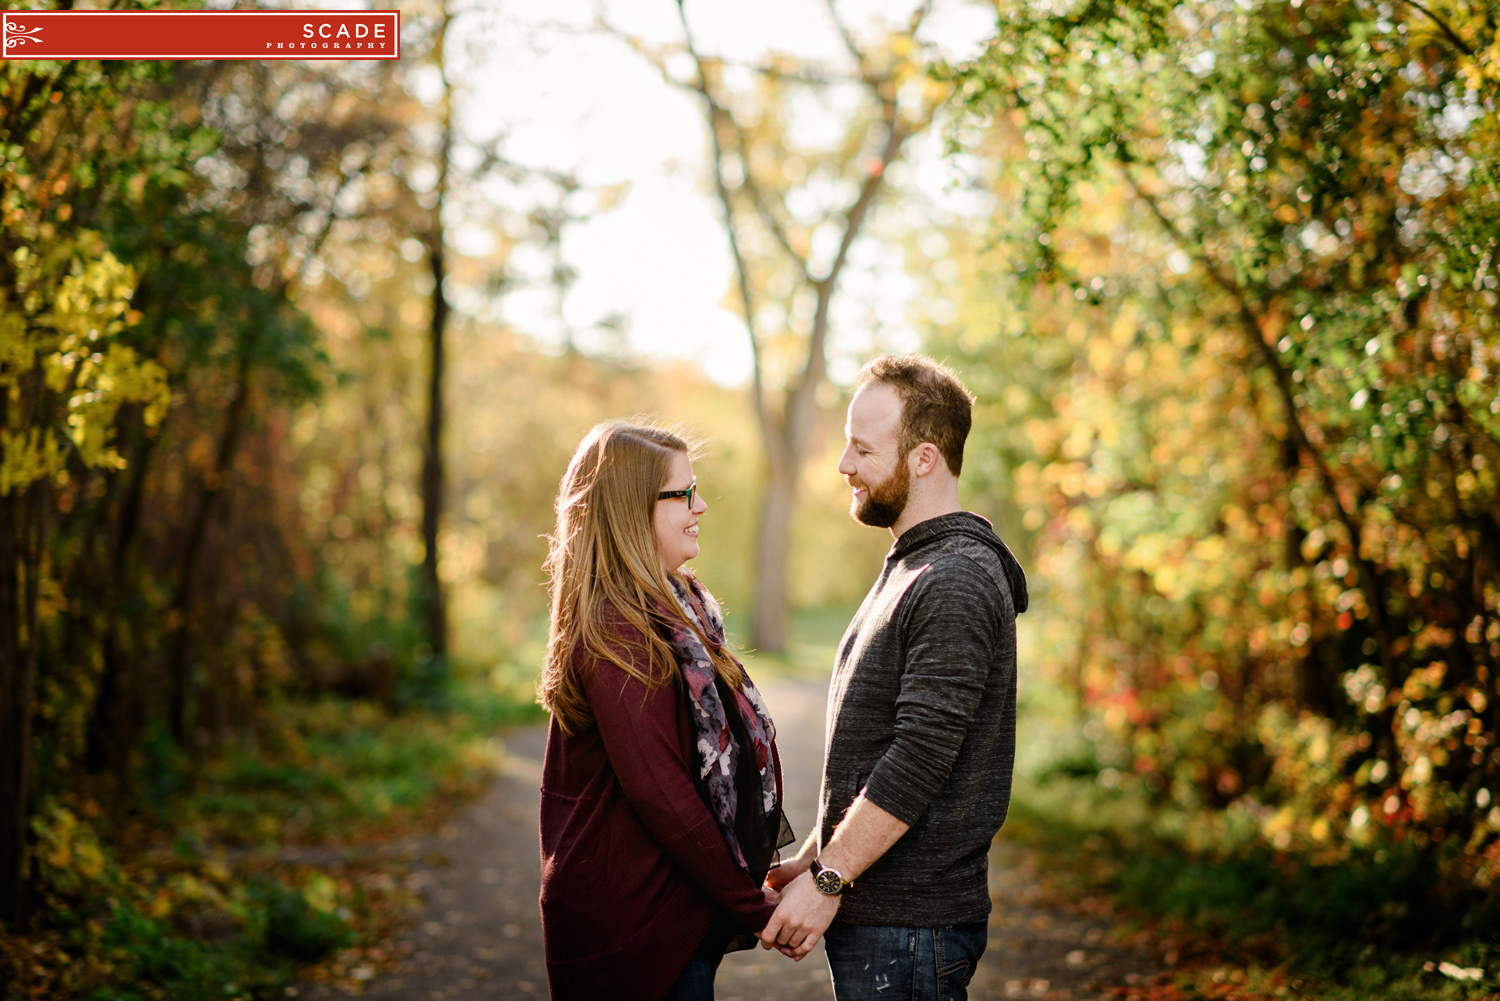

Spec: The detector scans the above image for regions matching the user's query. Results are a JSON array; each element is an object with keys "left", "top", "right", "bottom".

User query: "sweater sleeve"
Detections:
[
  {"left": 582, "top": 625, "right": 777, "bottom": 931},
  {"left": 862, "top": 557, "right": 1006, "bottom": 826}
]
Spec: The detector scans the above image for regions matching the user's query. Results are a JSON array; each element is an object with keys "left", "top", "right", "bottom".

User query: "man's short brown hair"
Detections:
[{"left": 854, "top": 354, "right": 975, "bottom": 476}]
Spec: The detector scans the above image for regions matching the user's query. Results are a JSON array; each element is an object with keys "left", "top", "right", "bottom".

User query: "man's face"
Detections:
[{"left": 839, "top": 382, "right": 910, "bottom": 529}]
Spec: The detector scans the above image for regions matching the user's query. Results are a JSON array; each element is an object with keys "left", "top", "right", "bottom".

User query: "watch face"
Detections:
[{"left": 814, "top": 868, "right": 843, "bottom": 894}]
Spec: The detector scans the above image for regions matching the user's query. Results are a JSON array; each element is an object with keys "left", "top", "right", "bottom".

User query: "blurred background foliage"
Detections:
[
  {"left": 2, "top": 0, "right": 1499, "bottom": 996},
  {"left": 933, "top": 0, "right": 1500, "bottom": 982}
]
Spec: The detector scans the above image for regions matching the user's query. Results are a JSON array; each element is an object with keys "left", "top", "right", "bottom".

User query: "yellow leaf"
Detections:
[
  {"left": 74, "top": 839, "right": 105, "bottom": 880},
  {"left": 303, "top": 872, "right": 340, "bottom": 914}
]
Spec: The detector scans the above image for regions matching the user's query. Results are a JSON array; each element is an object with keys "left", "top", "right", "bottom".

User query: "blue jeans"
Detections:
[
  {"left": 663, "top": 956, "right": 721, "bottom": 1001},
  {"left": 824, "top": 919, "right": 988, "bottom": 1001}
]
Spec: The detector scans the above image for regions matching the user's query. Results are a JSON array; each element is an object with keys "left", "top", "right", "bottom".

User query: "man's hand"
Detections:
[{"left": 758, "top": 871, "right": 840, "bottom": 960}]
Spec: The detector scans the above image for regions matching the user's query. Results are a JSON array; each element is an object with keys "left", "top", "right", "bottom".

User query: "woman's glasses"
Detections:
[{"left": 657, "top": 475, "right": 696, "bottom": 508}]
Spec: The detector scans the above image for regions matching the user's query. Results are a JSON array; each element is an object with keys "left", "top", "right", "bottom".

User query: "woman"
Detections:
[{"left": 538, "top": 421, "right": 790, "bottom": 1001}]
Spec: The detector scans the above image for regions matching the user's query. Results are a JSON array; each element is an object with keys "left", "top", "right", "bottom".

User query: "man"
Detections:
[{"left": 760, "top": 354, "right": 1027, "bottom": 1000}]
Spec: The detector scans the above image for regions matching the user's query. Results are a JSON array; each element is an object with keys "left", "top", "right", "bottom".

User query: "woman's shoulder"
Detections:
[
  {"left": 569, "top": 602, "right": 665, "bottom": 675},
  {"left": 591, "top": 599, "right": 653, "bottom": 642}
]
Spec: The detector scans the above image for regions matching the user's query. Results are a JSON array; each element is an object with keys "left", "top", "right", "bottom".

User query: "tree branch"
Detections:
[
  {"left": 815, "top": 65, "right": 927, "bottom": 290},
  {"left": 907, "top": 0, "right": 935, "bottom": 38},
  {"left": 787, "top": 96, "right": 918, "bottom": 456},
  {"left": 600, "top": 12, "right": 815, "bottom": 284},
  {"left": 736, "top": 155, "right": 812, "bottom": 281},
  {"left": 824, "top": 0, "right": 873, "bottom": 80},
  {"left": 823, "top": 0, "right": 933, "bottom": 90},
  {"left": 1399, "top": 0, "right": 1477, "bottom": 56},
  {"left": 291, "top": 158, "right": 366, "bottom": 288},
  {"left": 728, "top": 58, "right": 861, "bottom": 87},
  {"left": 673, "top": 0, "right": 774, "bottom": 447}
]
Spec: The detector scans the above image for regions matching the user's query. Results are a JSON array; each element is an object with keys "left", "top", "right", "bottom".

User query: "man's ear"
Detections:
[{"left": 909, "top": 442, "right": 943, "bottom": 478}]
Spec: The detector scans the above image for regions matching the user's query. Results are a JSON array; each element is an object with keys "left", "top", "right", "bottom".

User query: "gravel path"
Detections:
[{"left": 292, "top": 673, "right": 1165, "bottom": 1000}]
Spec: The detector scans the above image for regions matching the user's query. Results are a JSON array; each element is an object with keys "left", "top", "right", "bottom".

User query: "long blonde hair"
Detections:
[{"left": 541, "top": 420, "right": 744, "bottom": 735}]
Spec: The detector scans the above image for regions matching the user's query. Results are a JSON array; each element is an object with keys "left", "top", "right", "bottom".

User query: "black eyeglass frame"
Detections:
[{"left": 657, "top": 475, "right": 696, "bottom": 508}]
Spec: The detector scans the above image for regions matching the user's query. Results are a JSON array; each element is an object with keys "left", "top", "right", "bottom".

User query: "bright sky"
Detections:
[{"left": 446, "top": 0, "right": 995, "bottom": 386}]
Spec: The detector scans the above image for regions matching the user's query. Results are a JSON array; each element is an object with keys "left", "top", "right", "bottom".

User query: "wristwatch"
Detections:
[{"left": 809, "top": 858, "right": 853, "bottom": 896}]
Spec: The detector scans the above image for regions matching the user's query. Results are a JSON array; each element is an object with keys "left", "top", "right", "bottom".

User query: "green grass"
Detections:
[
  {"left": 175, "top": 667, "right": 543, "bottom": 847},
  {"left": 4, "top": 662, "right": 546, "bottom": 1000}
]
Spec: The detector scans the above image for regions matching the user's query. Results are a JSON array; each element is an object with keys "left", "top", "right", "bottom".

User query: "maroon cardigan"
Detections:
[{"left": 538, "top": 614, "right": 780, "bottom": 1001}]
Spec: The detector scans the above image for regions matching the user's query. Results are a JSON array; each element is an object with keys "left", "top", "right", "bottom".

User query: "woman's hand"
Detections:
[
  {"left": 764, "top": 867, "right": 795, "bottom": 894},
  {"left": 764, "top": 850, "right": 814, "bottom": 894}
]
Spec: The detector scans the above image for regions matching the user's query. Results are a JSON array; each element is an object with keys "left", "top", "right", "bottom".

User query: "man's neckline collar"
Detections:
[{"left": 888, "top": 510, "right": 990, "bottom": 558}]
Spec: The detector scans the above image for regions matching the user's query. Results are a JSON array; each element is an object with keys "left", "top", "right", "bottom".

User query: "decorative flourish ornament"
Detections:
[{"left": 4, "top": 22, "right": 43, "bottom": 49}]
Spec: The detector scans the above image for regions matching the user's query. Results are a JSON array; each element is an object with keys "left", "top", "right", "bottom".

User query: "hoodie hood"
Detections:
[{"left": 890, "top": 511, "right": 1029, "bottom": 614}]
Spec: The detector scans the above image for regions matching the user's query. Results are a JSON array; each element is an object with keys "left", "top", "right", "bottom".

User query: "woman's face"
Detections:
[{"left": 653, "top": 450, "right": 707, "bottom": 571}]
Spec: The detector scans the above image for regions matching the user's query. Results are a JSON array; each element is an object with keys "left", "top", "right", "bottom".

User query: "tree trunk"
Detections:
[
  {"left": 0, "top": 390, "right": 41, "bottom": 928},
  {"left": 167, "top": 357, "right": 251, "bottom": 745},
  {"left": 752, "top": 462, "right": 795, "bottom": 651},
  {"left": 419, "top": 5, "right": 452, "bottom": 663},
  {"left": 421, "top": 233, "right": 448, "bottom": 659},
  {"left": 749, "top": 312, "right": 830, "bottom": 651},
  {"left": 0, "top": 495, "right": 36, "bottom": 929},
  {"left": 1282, "top": 436, "right": 1332, "bottom": 714},
  {"left": 85, "top": 417, "right": 158, "bottom": 777}
]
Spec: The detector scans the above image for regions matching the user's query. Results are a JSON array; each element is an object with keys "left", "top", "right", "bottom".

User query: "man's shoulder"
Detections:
[
  {"left": 901, "top": 545, "right": 1015, "bottom": 617},
  {"left": 910, "top": 538, "right": 1007, "bottom": 584}
]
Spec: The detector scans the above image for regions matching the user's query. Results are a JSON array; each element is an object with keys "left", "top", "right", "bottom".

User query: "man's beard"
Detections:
[{"left": 851, "top": 458, "right": 910, "bottom": 529}]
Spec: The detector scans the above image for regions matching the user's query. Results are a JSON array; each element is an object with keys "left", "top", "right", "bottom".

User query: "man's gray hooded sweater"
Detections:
[{"left": 818, "top": 511, "right": 1028, "bottom": 927}]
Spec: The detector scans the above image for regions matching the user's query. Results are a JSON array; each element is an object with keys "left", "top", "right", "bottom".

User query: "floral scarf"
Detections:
[{"left": 662, "top": 574, "right": 779, "bottom": 872}]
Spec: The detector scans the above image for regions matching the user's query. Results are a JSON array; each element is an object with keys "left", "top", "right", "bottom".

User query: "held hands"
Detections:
[
  {"left": 757, "top": 870, "right": 840, "bottom": 960},
  {"left": 760, "top": 863, "right": 798, "bottom": 957},
  {"left": 758, "top": 796, "right": 901, "bottom": 961},
  {"left": 759, "top": 886, "right": 795, "bottom": 957}
]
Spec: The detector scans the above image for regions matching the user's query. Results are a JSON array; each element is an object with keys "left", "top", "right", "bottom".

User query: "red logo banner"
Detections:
[{"left": 1, "top": 9, "right": 400, "bottom": 60}]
